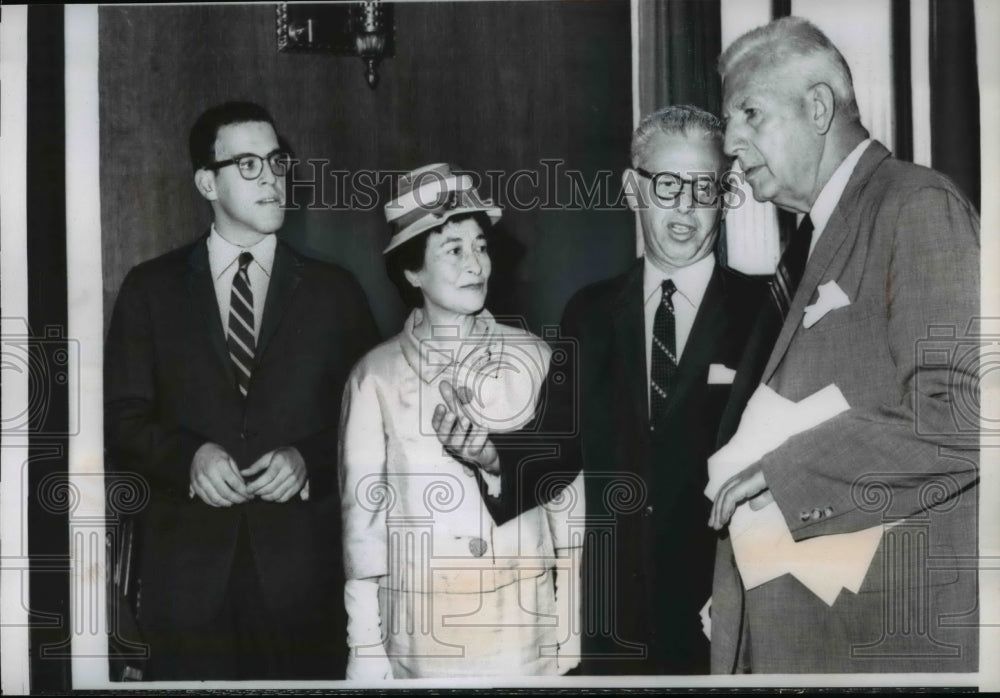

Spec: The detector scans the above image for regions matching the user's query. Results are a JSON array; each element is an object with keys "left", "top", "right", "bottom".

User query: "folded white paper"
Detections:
[
  {"left": 730, "top": 499, "right": 883, "bottom": 605},
  {"left": 707, "top": 363, "right": 737, "bottom": 385},
  {"left": 705, "top": 384, "right": 850, "bottom": 503},
  {"left": 802, "top": 279, "right": 851, "bottom": 329},
  {"left": 705, "top": 383, "right": 883, "bottom": 606},
  {"left": 728, "top": 502, "right": 796, "bottom": 588}
]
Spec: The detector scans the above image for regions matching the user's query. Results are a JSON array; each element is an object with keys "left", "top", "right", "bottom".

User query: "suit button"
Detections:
[
  {"left": 469, "top": 538, "right": 488, "bottom": 557},
  {"left": 644, "top": 505, "right": 654, "bottom": 516},
  {"left": 824, "top": 507, "right": 833, "bottom": 517},
  {"left": 800, "top": 511, "right": 811, "bottom": 522}
]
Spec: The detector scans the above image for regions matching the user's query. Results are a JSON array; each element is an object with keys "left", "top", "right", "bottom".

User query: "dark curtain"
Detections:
[
  {"left": 892, "top": 0, "right": 914, "bottom": 162},
  {"left": 26, "top": 4, "right": 72, "bottom": 691},
  {"left": 930, "top": 0, "right": 981, "bottom": 210},
  {"left": 638, "top": 0, "right": 723, "bottom": 117}
]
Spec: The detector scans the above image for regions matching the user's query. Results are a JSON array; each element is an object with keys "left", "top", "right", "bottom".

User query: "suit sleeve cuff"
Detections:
[
  {"left": 291, "top": 430, "right": 336, "bottom": 498},
  {"left": 480, "top": 468, "right": 502, "bottom": 497}
]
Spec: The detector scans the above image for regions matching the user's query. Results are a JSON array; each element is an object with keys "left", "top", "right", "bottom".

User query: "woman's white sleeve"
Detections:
[
  {"left": 344, "top": 579, "right": 393, "bottom": 679},
  {"left": 338, "top": 367, "right": 390, "bottom": 582},
  {"left": 339, "top": 367, "right": 393, "bottom": 678}
]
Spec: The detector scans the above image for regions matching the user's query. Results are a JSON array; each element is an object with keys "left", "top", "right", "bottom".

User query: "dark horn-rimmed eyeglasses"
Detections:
[
  {"left": 206, "top": 151, "right": 291, "bottom": 180},
  {"left": 632, "top": 166, "right": 720, "bottom": 205}
]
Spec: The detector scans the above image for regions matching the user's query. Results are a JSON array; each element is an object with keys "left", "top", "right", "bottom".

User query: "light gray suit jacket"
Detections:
[{"left": 711, "top": 141, "right": 980, "bottom": 673}]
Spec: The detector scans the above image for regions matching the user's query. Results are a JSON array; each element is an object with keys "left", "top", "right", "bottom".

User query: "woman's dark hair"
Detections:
[{"left": 385, "top": 211, "right": 493, "bottom": 308}]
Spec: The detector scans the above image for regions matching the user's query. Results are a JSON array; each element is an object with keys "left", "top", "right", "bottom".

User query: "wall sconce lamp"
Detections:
[{"left": 276, "top": 2, "right": 395, "bottom": 89}]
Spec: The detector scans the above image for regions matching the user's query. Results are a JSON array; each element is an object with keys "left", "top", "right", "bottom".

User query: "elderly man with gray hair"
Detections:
[{"left": 708, "top": 17, "right": 979, "bottom": 673}]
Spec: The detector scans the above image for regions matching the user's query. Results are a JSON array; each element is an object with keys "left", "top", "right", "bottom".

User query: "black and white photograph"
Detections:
[{"left": 0, "top": 0, "right": 997, "bottom": 692}]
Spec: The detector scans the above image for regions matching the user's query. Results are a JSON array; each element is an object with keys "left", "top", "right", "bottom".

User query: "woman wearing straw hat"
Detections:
[{"left": 338, "top": 164, "right": 583, "bottom": 679}]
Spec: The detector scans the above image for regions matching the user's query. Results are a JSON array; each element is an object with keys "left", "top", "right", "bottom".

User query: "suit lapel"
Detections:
[
  {"left": 256, "top": 241, "right": 303, "bottom": 364},
  {"left": 188, "top": 236, "right": 236, "bottom": 386},
  {"left": 717, "top": 303, "right": 775, "bottom": 447},
  {"left": 761, "top": 142, "right": 891, "bottom": 383},
  {"left": 612, "top": 261, "right": 649, "bottom": 430}
]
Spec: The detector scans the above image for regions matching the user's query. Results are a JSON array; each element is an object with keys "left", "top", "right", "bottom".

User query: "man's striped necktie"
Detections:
[
  {"left": 650, "top": 278, "right": 678, "bottom": 426},
  {"left": 228, "top": 251, "right": 255, "bottom": 397},
  {"left": 770, "top": 215, "right": 814, "bottom": 318}
]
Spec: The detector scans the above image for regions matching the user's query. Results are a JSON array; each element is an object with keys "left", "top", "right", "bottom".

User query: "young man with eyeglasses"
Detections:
[{"left": 105, "top": 101, "right": 378, "bottom": 680}]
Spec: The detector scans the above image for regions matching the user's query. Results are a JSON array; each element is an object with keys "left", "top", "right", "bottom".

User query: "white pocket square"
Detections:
[
  {"left": 708, "top": 363, "right": 737, "bottom": 384},
  {"left": 803, "top": 280, "right": 851, "bottom": 329}
]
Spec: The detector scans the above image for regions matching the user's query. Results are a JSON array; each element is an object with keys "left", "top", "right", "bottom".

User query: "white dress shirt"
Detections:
[
  {"left": 202, "top": 226, "right": 310, "bottom": 500},
  {"left": 806, "top": 138, "right": 872, "bottom": 258},
  {"left": 642, "top": 253, "right": 716, "bottom": 411},
  {"left": 207, "top": 225, "right": 277, "bottom": 342}
]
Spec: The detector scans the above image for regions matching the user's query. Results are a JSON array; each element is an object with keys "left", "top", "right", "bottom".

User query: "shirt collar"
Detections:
[
  {"left": 642, "top": 253, "right": 716, "bottom": 308},
  {"left": 207, "top": 224, "right": 277, "bottom": 281},
  {"left": 808, "top": 138, "right": 872, "bottom": 236},
  {"left": 400, "top": 307, "right": 502, "bottom": 384}
]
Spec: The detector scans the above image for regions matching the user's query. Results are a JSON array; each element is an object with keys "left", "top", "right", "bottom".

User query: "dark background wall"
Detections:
[{"left": 99, "top": 1, "right": 634, "bottom": 339}]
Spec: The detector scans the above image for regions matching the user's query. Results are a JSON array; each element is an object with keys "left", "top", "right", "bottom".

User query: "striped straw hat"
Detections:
[{"left": 383, "top": 163, "right": 502, "bottom": 253}]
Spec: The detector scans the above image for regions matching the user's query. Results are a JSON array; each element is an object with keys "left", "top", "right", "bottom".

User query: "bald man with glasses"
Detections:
[{"left": 105, "top": 101, "right": 378, "bottom": 680}]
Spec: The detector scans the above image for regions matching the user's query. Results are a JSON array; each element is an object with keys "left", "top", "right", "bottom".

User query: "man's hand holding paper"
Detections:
[
  {"left": 708, "top": 464, "right": 767, "bottom": 531},
  {"left": 705, "top": 383, "right": 883, "bottom": 606}
]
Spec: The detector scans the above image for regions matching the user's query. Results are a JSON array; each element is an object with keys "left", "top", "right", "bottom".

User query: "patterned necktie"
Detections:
[
  {"left": 770, "top": 214, "right": 814, "bottom": 318},
  {"left": 228, "top": 251, "right": 255, "bottom": 397},
  {"left": 650, "top": 279, "right": 678, "bottom": 425}
]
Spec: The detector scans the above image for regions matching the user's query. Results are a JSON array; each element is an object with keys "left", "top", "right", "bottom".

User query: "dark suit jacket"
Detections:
[
  {"left": 105, "top": 236, "right": 378, "bottom": 642},
  {"left": 488, "top": 258, "right": 765, "bottom": 675},
  {"left": 710, "top": 142, "right": 980, "bottom": 673}
]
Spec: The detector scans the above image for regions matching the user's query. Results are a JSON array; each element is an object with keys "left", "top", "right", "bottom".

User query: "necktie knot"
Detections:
[
  {"left": 798, "top": 214, "right": 814, "bottom": 237},
  {"left": 769, "top": 214, "right": 813, "bottom": 319},
  {"left": 661, "top": 279, "right": 677, "bottom": 305},
  {"left": 238, "top": 251, "right": 254, "bottom": 273},
  {"left": 784, "top": 214, "right": 813, "bottom": 274}
]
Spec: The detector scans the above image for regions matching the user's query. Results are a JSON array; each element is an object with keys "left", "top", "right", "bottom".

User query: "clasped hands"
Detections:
[{"left": 189, "top": 442, "right": 307, "bottom": 506}]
